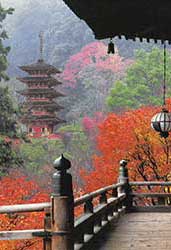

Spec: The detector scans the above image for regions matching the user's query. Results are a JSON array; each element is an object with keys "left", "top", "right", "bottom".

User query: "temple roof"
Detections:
[
  {"left": 18, "top": 88, "right": 65, "bottom": 98},
  {"left": 24, "top": 101, "right": 63, "bottom": 111},
  {"left": 17, "top": 77, "right": 62, "bottom": 86},
  {"left": 63, "top": 0, "right": 171, "bottom": 42},
  {"left": 19, "top": 59, "right": 61, "bottom": 74},
  {"left": 22, "top": 115, "right": 65, "bottom": 125}
]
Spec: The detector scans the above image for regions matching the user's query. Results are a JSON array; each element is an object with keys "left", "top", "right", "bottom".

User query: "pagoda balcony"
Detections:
[
  {"left": 17, "top": 77, "right": 62, "bottom": 86},
  {"left": 30, "top": 74, "right": 49, "bottom": 77},
  {"left": 32, "top": 111, "right": 52, "bottom": 116},
  {"left": 29, "top": 86, "right": 50, "bottom": 89},
  {"left": 18, "top": 89, "right": 65, "bottom": 98},
  {"left": 30, "top": 98, "right": 49, "bottom": 102}
]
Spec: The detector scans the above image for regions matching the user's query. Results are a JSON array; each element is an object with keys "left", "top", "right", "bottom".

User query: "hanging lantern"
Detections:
[
  {"left": 151, "top": 42, "right": 171, "bottom": 138},
  {"left": 151, "top": 108, "right": 171, "bottom": 138},
  {"left": 107, "top": 38, "right": 115, "bottom": 54}
]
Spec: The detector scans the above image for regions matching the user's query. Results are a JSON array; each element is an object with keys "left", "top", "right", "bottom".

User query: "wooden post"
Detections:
[
  {"left": 44, "top": 208, "right": 51, "bottom": 250},
  {"left": 118, "top": 160, "right": 132, "bottom": 211},
  {"left": 51, "top": 154, "right": 74, "bottom": 250}
]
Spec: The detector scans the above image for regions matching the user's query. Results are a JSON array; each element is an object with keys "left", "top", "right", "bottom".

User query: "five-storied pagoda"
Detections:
[{"left": 18, "top": 33, "right": 64, "bottom": 138}]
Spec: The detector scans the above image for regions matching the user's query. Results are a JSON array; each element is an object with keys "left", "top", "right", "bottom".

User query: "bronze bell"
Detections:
[{"left": 108, "top": 39, "right": 115, "bottom": 54}]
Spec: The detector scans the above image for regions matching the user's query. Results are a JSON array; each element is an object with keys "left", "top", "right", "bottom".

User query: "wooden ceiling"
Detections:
[{"left": 63, "top": 0, "right": 171, "bottom": 42}]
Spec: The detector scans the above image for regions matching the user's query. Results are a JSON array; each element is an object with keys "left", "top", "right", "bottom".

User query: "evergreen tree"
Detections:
[
  {"left": 0, "top": 5, "right": 23, "bottom": 175},
  {"left": 0, "top": 4, "right": 14, "bottom": 80},
  {"left": 107, "top": 48, "right": 171, "bottom": 111}
]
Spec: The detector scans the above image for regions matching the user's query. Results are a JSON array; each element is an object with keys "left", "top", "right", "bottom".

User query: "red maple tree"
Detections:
[
  {"left": 0, "top": 171, "right": 49, "bottom": 250},
  {"left": 81, "top": 103, "right": 171, "bottom": 192},
  {"left": 61, "top": 41, "right": 132, "bottom": 88}
]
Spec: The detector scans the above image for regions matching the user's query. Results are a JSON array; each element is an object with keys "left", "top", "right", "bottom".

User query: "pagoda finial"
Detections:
[{"left": 39, "top": 31, "right": 44, "bottom": 61}]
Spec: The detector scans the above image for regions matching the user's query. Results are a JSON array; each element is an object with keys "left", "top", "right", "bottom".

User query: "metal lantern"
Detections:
[
  {"left": 151, "top": 43, "right": 171, "bottom": 138},
  {"left": 151, "top": 108, "right": 171, "bottom": 138}
]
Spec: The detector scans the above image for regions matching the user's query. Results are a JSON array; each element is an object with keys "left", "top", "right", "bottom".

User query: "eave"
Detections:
[{"left": 63, "top": 0, "right": 171, "bottom": 42}]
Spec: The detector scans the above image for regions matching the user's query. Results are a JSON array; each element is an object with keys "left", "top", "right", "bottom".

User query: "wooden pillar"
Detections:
[
  {"left": 51, "top": 155, "right": 74, "bottom": 250},
  {"left": 118, "top": 160, "right": 132, "bottom": 211},
  {"left": 44, "top": 208, "right": 51, "bottom": 250}
]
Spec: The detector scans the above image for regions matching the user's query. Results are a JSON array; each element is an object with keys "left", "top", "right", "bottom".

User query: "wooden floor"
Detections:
[{"left": 92, "top": 213, "right": 171, "bottom": 250}]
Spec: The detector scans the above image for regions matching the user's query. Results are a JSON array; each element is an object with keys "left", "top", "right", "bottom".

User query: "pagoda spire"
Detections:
[{"left": 39, "top": 31, "right": 44, "bottom": 61}]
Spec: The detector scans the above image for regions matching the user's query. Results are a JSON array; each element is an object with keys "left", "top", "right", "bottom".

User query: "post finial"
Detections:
[
  {"left": 120, "top": 159, "right": 128, "bottom": 167},
  {"left": 53, "top": 154, "right": 71, "bottom": 171}
]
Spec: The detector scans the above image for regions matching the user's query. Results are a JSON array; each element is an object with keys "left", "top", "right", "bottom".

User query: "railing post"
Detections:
[
  {"left": 118, "top": 159, "right": 132, "bottom": 211},
  {"left": 51, "top": 154, "right": 74, "bottom": 250},
  {"left": 44, "top": 208, "right": 51, "bottom": 250}
]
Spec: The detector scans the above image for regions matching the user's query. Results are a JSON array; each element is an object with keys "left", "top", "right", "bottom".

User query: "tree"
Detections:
[
  {"left": 0, "top": 5, "right": 25, "bottom": 175},
  {"left": 60, "top": 41, "right": 131, "bottom": 121},
  {"left": 80, "top": 103, "right": 171, "bottom": 192},
  {"left": 0, "top": 87, "right": 18, "bottom": 136},
  {"left": 0, "top": 4, "right": 14, "bottom": 80},
  {"left": 107, "top": 48, "right": 171, "bottom": 111},
  {"left": 0, "top": 170, "right": 49, "bottom": 250},
  {"left": 19, "top": 138, "right": 65, "bottom": 175}
]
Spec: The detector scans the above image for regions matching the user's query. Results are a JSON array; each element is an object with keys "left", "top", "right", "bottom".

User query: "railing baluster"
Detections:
[
  {"left": 108, "top": 188, "right": 118, "bottom": 219},
  {"left": 100, "top": 192, "right": 108, "bottom": 224},
  {"left": 84, "top": 199, "right": 94, "bottom": 240}
]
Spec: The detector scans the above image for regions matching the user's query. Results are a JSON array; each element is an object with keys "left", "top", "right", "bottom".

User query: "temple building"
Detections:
[{"left": 18, "top": 33, "right": 64, "bottom": 138}]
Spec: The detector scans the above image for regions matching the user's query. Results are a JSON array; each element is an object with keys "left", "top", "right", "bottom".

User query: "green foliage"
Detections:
[
  {"left": 0, "top": 87, "right": 23, "bottom": 174},
  {"left": 19, "top": 123, "right": 93, "bottom": 185},
  {"left": 58, "top": 123, "right": 94, "bottom": 178},
  {"left": 0, "top": 4, "right": 14, "bottom": 80},
  {"left": 0, "top": 5, "right": 24, "bottom": 175},
  {"left": 0, "top": 137, "right": 23, "bottom": 175},
  {"left": 19, "top": 138, "right": 65, "bottom": 174},
  {"left": 107, "top": 48, "right": 171, "bottom": 111},
  {"left": 0, "top": 86, "right": 18, "bottom": 136}
]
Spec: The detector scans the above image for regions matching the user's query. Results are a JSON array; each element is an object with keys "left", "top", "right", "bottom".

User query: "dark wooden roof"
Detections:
[
  {"left": 22, "top": 115, "right": 65, "bottom": 125},
  {"left": 63, "top": 0, "right": 171, "bottom": 42},
  {"left": 19, "top": 59, "right": 61, "bottom": 74},
  {"left": 24, "top": 102, "right": 63, "bottom": 111},
  {"left": 17, "top": 77, "right": 62, "bottom": 86},
  {"left": 18, "top": 89, "right": 65, "bottom": 98}
]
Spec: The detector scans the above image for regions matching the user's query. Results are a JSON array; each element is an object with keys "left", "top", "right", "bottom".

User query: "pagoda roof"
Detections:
[
  {"left": 22, "top": 115, "right": 65, "bottom": 125},
  {"left": 63, "top": 0, "right": 171, "bottom": 42},
  {"left": 24, "top": 102, "right": 64, "bottom": 111},
  {"left": 19, "top": 59, "right": 61, "bottom": 74},
  {"left": 18, "top": 88, "right": 65, "bottom": 98},
  {"left": 17, "top": 76, "right": 62, "bottom": 86}
]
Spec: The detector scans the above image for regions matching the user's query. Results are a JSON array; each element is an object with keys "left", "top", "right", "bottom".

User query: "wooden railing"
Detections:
[
  {"left": 129, "top": 181, "right": 171, "bottom": 212},
  {"left": 74, "top": 183, "right": 126, "bottom": 250},
  {"left": 0, "top": 156, "right": 129, "bottom": 250},
  {"left": 1, "top": 156, "right": 171, "bottom": 250}
]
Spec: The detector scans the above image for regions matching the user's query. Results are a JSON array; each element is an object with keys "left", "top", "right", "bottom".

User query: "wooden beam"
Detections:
[
  {"left": 130, "top": 206, "right": 171, "bottom": 213},
  {"left": 131, "top": 193, "right": 171, "bottom": 198},
  {"left": 0, "top": 203, "right": 50, "bottom": 214},
  {"left": 130, "top": 182, "right": 171, "bottom": 186},
  {"left": 0, "top": 229, "right": 44, "bottom": 240}
]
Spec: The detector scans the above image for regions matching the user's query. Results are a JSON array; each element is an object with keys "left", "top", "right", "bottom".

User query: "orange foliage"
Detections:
[
  {"left": 0, "top": 171, "right": 49, "bottom": 250},
  {"left": 81, "top": 103, "right": 171, "bottom": 192}
]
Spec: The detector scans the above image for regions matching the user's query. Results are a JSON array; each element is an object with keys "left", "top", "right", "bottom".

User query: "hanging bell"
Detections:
[{"left": 108, "top": 38, "right": 115, "bottom": 54}]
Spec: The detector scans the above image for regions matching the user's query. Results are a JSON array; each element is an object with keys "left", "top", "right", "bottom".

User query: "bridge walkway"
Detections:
[{"left": 91, "top": 213, "right": 171, "bottom": 250}]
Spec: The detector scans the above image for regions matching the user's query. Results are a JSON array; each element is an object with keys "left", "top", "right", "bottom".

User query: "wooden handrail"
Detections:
[
  {"left": 130, "top": 181, "right": 171, "bottom": 186},
  {"left": 74, "top": 183, "right": 123, "bottom": 207},
  {"left": 0, "top": 202, "right": 50, "bottom": 214}
]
